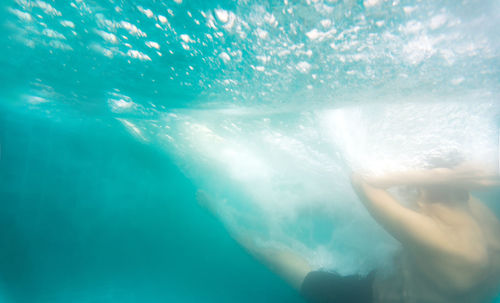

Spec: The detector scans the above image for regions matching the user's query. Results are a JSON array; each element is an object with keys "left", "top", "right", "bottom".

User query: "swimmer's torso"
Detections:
[{"left": 374, "top": 197, "right": 500, "bottom": 303}]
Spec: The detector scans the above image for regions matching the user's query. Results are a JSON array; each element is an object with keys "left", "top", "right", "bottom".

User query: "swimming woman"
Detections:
[{"left": 198, "top": 164, "right": 500, "bottom": 302}]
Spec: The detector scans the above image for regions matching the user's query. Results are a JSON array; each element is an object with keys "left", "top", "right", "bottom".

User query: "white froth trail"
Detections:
[{"left": 117, "top": 98, "right": 496, "bottom": 274}]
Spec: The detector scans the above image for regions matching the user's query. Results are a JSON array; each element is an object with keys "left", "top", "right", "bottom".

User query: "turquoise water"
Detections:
[{"left": 1, "top": 0, "right": 500, "bottom": 302}]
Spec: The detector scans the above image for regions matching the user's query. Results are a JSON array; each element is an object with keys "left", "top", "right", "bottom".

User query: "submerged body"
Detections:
[
  {"left": 351, "top": 169, "right": 500, "bottom": 303},
  {"left": 199, "top": 166, "right": 500, "bottom": 302},
  {"left": 370, "top": 195, "right": 500, "bottom": 303}
]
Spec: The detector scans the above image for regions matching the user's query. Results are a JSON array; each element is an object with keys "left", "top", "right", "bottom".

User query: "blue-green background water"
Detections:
[
  {"left": 0, "top": 108, "right": 303, "bottom": 302},
  {"left": 1, "top": 0, "right": 500, "bottom": 302}
]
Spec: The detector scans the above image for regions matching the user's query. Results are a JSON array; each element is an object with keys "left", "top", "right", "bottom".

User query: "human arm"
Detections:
[
  {"left": 196, "top": 190, "right": 311, "bottom": 290},
  {"left": 362, "top": 165, "right": 500, "bottom": 190},
  {"left": 350, "top": 173, "right": 451, "bottom": 252}
]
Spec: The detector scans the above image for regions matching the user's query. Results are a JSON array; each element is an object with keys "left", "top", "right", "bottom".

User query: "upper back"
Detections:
[{"left": 406, "top": 196, "right": 500, "bottom": 301}]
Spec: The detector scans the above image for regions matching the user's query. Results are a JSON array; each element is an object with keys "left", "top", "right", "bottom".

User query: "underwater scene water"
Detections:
[{"left": 1, "top": 0, "right": 500, "bottom": 302}]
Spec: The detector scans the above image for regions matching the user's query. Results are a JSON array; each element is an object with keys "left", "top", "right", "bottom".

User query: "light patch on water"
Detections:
[
  {"left": 403, "top": 35, "right": 437, "bottom": 65},
  {"left": 221, "top": 147, "right": 271, "bottom": 181},
  {"left": 429, "top": 14, "right": 448, "bottom": 30},
  {"left": 35, "top": 0, "right": 62, "bottom": 16},
  {"left": 127, "top": 50, "right": 151, "bottom": 61},
  {"left": 399, "top": 20, "right": 424, "bottom": 35},
  {"left": 25, "top": 95, "right": 48, "bottom": 104},
  {"left": 264, "top": 13, "right": 278, "bottom": 27},
  {"left": 253, "top": 65, "right": 265, "bottom": 72},
  {"left": 216, "top": 10, "right": 237, "bottom": 31},
  {"left": 108, "top": 92, "right": 137, "bottom": 113},
  {"left": 42, "top": 29, "right": 65, "bottom": 39},
  {"left": 145, "top": 41, "right": 160, "bottom": 49},
  {"left": 219, "top": 52, "right": 231, "bottom": 63},
  {"left": 296, "top": 61, "right": 311, "bottom": 74},
  {"left": 215, "top": 9, "right": 229, "bottom": 23},
  {"left": 256, "top": 55, "right": 270, "bottom": 64},
  {"left": 254, "top": 28, "right": 269, "bottom": 39},
  {"left": 320, "top": 101, "right": 499, "bottom": 175},
  {"left": 179, "top": 34, "right": 192, "bottom": 43},
  {"left": 49, "top": 40, "right": 73, "bottom": 51},
  {"left": 96, "top": 30, "right": 118, "bottom": 44},
  {"left": 60, "top": 20, "right": 75, "bottom": 28},
  {"left": 8, "top": 8, "right": 32, "bottom": 22},
  {"left": 109, "top": 99, "right": 135, "bottom": 111},
  {"left": 306, "top": 28, "right": 337, "bottom": 41},
  {"left": 90, "top": 44, "right": 115, "bottom": 58},
  {"left": 158, "top": 15, "right": 168, "bottom": 24},
  {"left": 120, "top": 21, "right": 147, "bottom": 37},
  {"left": 320, "top": 19, "right": 332, "bottom": 28},
  {"left": 363, "top": 0, "right": 381, "bottom": 8},
  {"left": 403, "top": 6, "right": 417, "bottom": 14},
  {"left": 117, "top": 118, "right": 147, "bottom": 141},
  {"left": 451, "top": 77, "right": 465, "bottom": 85},
  {"left": 137, "top": 6, "right": 154, "bottom": 18}
]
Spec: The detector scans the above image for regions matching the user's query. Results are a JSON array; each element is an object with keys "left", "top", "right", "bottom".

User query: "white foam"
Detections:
[
  {"left": 8, "top": 8, "right": 32, "bottom": 21},
  {"left": 127, "top": 50, "right": 151, "bottom": 61},
  {"left": 137, "top": 6, "right": 154, "bottom": 18},
  {"left": 320, "top": 19, "right": 332, "bottom": 28},
  {"left": 143, "top": 99, "right": 499, "bottom": 275},
  {"left": 296, "top": 61, "right": 311, "bottom": 73},
  {"left": 403, "top": 6, "right": 417, "bottom": 14},
  {"left": 256, "top": 55, "right": 270, "bottom": 64},
  {"left": 451, "top": 77, "right": 465, "bottom": 85},
  {"left": 429, "top": 14, "right": 448, "bottom": 30},
  {"left": 60, "top": 20, "right": 75, "bottom": 28},
  {"left": 306, "top": 28, "right": 322, "bottom": 40},
  {"left": 363, "top": 0, "right": 381, "bottom": 7},
  {"left": 49, "top": 40, "right": 73, "bottom": 51},
  {"left": 145, "top": 41, "right": 160, "bottom": 49},
  {"left": 180, "top": 34, "right": 192, "bottom": 43},
  {"left": 219, "top": 52, "right": 231, "bottom": 63},
  {"left": 35, "top": 0, "right": 62, "bottom": 16},
  {"left": 255, "top": 28, "right": 269, "bottom": 39},
  {"left": 26, "top": 95, "right": 48, "bottom": 104},
  {"left": 399, "top": 20, "right": 423, "bottom": 35},
  {"left": 96, "top": 30, "right": 118, "bottom": 43},
  {"left": 403, "top": 35, "right": 436, "bottom": 65},
  {"left": 215, "top": 9, "right": 229, "bottom": 23},
  {"left": 110, "top": 99, "right": 134, "bottom": 110},
  {"left": 42, "top": 29, "right": 66, "bottom": 40},
  {"left": 117, "top": 119, "right": 147, "bottom": 141},
  {"left": 306, "top": 28, "right": 337, "bottom": 41},
  {"left": 158, "top": 15, "right": 168, "bottom": 24},
  {"left": 120, "top": 21, "right": 147, "bottom": 37}
]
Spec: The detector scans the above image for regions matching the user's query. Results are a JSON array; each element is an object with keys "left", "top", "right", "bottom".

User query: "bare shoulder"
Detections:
[{"left": 468, "top": 196, "right": 500, "bottom": 249}]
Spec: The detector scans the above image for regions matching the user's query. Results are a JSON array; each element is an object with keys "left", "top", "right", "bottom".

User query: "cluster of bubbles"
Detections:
[{"left": 4, "top": 0, "right": 500, "bottom": 115}]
